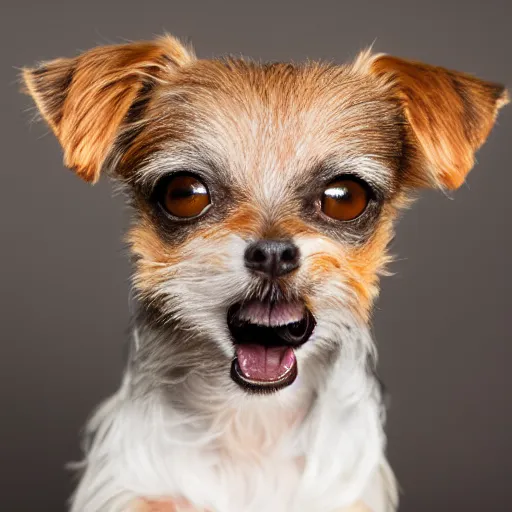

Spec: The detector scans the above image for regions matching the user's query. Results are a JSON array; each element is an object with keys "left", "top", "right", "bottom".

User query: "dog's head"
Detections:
[{"left": 23, "top": 35, "right": 507, "bottom": 397}]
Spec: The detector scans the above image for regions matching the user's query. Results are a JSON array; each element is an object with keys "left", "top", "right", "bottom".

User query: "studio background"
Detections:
[{"left": 1, "top": 1, "right": 510, "bottom": 511}]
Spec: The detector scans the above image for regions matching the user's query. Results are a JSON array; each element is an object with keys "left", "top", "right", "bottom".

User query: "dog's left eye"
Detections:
[
  {"left": 157, "top": 173, "right": 211, "bottom": 219},
  {"left": 321, "top": 178, "right": 370, "bottom": 221}
]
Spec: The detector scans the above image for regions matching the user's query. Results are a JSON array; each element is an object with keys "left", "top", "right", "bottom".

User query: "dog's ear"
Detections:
[
  {"left": 22, "top": 35, "right": 195, "bottom": 183},
  {"left": 369, "top": 55, "right": 508, "bottom": 189}
]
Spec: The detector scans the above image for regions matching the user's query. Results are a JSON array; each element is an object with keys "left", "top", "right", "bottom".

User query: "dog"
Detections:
[{"left": 22, "top": 34, "right": 508, "bottom": 512}]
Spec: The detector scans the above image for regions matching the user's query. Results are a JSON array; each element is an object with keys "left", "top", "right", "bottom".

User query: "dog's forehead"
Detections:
[{"left": 134, "top": 59, "right": 402, "bottom": 194}]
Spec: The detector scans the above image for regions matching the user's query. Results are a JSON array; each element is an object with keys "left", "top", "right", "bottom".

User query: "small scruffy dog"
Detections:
[{"left": 22, "top": 34, "right": 507, "bottom": 512}]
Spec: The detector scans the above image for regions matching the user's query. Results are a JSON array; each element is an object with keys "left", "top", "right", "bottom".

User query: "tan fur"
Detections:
[
  {"left": 22, "top": 35, "right": 195, "bottom": 182},
  {"left": 133, "top": 499, "right": 369, "bottom": 512},
  {"left": 340, "top": 503, "right": 371, "bottom": 512},
  {"left": 128, "top": 219, "right": 181, "bottom": 298},
  {"left": 133, "top": 498, "right": 204, "bottom": 512},
  {"left": 370, "top": 55, "right": 509, "bottom": 189},
  {"left": 124, "top": 57, "right": 406, "bottom": 186},
  {"left": 344, "top": 220, "right": 395, "bottom": 321}
]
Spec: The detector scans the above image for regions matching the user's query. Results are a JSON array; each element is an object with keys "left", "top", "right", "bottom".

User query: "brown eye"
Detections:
[
  {"left": 321, "top": 178, "right": 370, "bottom": 221},
  {"left": 160, "top": 174, "right": 210, "bottom": 218}
]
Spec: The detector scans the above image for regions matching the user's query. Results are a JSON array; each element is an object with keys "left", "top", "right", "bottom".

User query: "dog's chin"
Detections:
[{"left": 227, "top": 299, "right": 316, "bottom": 394}]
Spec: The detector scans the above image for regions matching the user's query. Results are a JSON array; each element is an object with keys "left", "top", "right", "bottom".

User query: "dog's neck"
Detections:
[{"left": 125, "top": 307, "right": 383, "bottom": 448}]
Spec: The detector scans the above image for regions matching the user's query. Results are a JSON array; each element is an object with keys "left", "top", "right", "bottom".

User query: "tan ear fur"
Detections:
[
  {"left": 22, "top": 35, "right": 195, "bottom": 183},
  {"left": 370, "top": 55, "right": 508, "bottom": 189}
]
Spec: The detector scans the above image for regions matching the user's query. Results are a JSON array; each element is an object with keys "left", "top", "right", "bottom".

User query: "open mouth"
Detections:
[{"left": 227, "top": 300, "right": 316, "bottom": 393}]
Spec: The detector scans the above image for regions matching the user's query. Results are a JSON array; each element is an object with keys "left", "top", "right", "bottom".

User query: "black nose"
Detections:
[{"left": 244, "top": 239, "right": 300, "bottom": 278}]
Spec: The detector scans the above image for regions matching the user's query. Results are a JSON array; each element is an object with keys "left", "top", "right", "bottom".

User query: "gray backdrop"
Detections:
[{"left": 1, "top": 1, "right": 510, "bottom": 511}]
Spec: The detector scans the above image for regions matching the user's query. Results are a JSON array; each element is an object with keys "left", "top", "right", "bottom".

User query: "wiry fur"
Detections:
[{"left": 21, "top": 34, "right": 507, "bottom": 512}]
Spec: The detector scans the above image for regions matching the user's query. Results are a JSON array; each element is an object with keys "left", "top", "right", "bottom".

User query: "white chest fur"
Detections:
[{"left": 71, "top": 360, "right": 395, "bottom": 512}]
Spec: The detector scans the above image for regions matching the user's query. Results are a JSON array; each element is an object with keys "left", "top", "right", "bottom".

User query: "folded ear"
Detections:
[
  {"left": 370, "top": 55, "right": 508, "bottom": 189},
  {"left": 22, "top": 35, "right": 195, "bottom": 183}
]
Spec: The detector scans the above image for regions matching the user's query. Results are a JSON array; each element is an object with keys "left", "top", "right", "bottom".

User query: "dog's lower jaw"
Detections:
[{"left": 70, "top": 325, "right": 397, "bottom": 512}]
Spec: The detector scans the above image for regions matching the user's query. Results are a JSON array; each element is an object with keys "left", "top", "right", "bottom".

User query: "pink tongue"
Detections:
[{"left": 235, "top": 345, "right": 296, "bottom": 381}]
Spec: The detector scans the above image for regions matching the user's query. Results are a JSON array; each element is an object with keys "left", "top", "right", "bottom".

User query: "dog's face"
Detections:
[{"left": 23, "top": 36, "right": 507, "bottom": 397}]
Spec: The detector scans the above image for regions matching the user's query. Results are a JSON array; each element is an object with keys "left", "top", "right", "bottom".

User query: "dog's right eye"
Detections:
[{"left": 156, "top": 173, "right": 211, "bottom": 219}]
